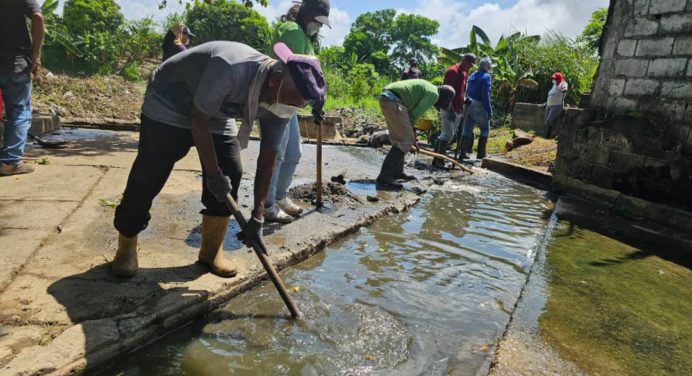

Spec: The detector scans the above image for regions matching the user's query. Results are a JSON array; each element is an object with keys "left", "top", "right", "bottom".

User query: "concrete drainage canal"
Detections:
[{"left": 105, "top": 171, "right": 553, "bottom": 376}]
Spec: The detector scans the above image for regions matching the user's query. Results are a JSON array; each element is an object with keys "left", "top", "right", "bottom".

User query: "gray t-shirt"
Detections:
[{"left": 142, "top": 41, "right": 287, "bottom": 149}]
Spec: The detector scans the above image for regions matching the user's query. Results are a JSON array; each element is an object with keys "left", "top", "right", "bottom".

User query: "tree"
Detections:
[
  {"left": 388, "top": 13, "right": 440, "bottom": 69},
  {"left": 343, "top": 9, "right": 439, "bottom": 77},
  {"left": 63, "top": 0, "right": 124, "bottom": 35},
  {"left": 579, "top": 7, "right": 608, "bottom": 53},
  {"left": 185, "top": 0, "right": 272, "bottom": 53},
  {"left": 158, "top": 0, "right": 268, "bottom": 10}
]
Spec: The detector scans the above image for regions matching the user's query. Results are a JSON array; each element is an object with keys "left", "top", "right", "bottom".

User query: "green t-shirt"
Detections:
[
  {"left": 273, "top": 21, "right": 315, "bottom": 56},
  {"left": 384, "top": 79, "right": 439, "bottom": 124}
]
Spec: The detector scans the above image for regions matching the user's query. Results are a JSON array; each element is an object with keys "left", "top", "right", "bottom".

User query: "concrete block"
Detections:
[
  {"left": 608, "top": 79, "right": 627, "bottom": 96},
  {"left": 649, "top": 0, "right": 687, "bottom": 14},
  {"left": 615, "top": 58, "right": 649, "bottom": 77},
  {"left": 647, "top": 58, "right": 689, "bottom": 77},
  {"left": 660, "top": 13, "right": 692, "bottom": 33},
  {"left": 624, "top": 78, "right": 660, "bottom": 96},
  {"left": 660, "top": 100, "right": 689, "bottom": 120},
  {"left": 634, "top": 0, "right": 651, "bottom": 15},
  {"left": 624, "top": 17, "right": 659, "bottom": 37},
  {"left": 617, "top": 39, "right": 638, "bottom": 56},
  {"left": 673, "top": 36, "right": 692, "bottom": 55},
  {"left": 636, "top": 37, "right": 675, "bottom": 56},
  {"left": 661, "top": 81, "right": 692, "bottom": 99},
  {"left": 688, "top": 60, "right": 692, "bottom": 77},
  {"left": 613, "top": 97, "right": 640, "bottom": 111},
  {"left": 608, "top": 150, "right": 646, "bottom": 172}
]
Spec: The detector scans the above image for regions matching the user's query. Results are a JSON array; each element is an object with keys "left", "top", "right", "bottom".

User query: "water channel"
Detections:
[{"left": 107, "top": 172, "right": 552, "bottom": 375}]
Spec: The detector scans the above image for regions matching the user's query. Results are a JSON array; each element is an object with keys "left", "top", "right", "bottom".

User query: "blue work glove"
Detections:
[
  {"left": 236, "top": 217, "right": 265, "bottom": 252},
  {"left": 206, "top": 174, "right": 231, "bottom": 203}
]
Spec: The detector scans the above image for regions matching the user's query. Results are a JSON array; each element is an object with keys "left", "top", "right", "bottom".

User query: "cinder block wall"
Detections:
[
  {"left": 591, "top": 0, "right": 692, "bottom": 119},
  {"left": 554, "top": 0, "right": 692, "bottom": 211}
]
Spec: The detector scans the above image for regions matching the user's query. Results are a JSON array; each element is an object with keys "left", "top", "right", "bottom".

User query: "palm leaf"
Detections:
[{"left": 472, "top": 25, "right": 491, "bottom": 46}]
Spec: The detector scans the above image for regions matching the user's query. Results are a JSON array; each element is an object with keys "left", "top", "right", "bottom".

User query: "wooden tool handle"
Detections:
[
  {"left": 223, "top": 194, "right": 301, "bottom": 318},
  {"left": 418, "top": 148, "right": 474, "bottom": 174}
]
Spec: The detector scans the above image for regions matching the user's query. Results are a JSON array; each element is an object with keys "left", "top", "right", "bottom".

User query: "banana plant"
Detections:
[{"left": 41, "top": 0, "right": 83, "bottom": 58}]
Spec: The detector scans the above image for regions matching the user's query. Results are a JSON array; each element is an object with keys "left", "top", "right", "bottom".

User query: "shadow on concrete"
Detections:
[
  {"left": 555, "top": 198, "right": 692, "bottom": 270},
  {"left": 46, "top": 261, "right": 211, "bottom": 372}
]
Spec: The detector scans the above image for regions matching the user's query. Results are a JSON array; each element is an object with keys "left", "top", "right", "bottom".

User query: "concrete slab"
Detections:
[{"left": 0, "top": 128, "right": 451, "bottom": 375}]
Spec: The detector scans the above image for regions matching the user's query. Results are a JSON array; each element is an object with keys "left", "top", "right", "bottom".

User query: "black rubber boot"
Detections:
[
  {"left": 476, "top": 136, "right": 488, "bottom": 159},
  {"left": 432, "top": 139, "right": 449, "bottom": 168},
  {"left": 377, "top": 147, "right": 404, "bottom": 190},
  {"left": 457, "top": 137, "right": 472, "bottom": 160},
  {"left": 395, "top": 150, "right": 416, "bottom": 181}
]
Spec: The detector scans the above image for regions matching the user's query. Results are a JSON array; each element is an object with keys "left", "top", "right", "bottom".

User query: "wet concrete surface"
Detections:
[{"left": 0, "top": 129, "right": 461, "bottom": 375}]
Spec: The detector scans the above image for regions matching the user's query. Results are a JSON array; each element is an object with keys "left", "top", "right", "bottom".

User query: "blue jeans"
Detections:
[
  {"left": 0, "top": 72, "right": 32, "bottom": 165},
  {"left": 266, "top": 113, "right": 302, "bottom": 207},
  {"left": 461, "top": 102, "right": 490, "bottom": 138}
]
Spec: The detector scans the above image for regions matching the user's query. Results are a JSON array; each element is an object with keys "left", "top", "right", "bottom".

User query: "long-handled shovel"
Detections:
[
  {"left": 419, "top": 148, "right": 474, "bottom": 174},
  {"left": 315, "top": 119, "right": 323, "bottom": 207},
  {"left": 223, "top": 193, "right": 301, "bottom": 318}
]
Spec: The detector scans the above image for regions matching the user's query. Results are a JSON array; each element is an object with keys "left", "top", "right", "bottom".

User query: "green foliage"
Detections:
[
  {"left": 163, "top": 12, "right": 186, "bottom": 32},
  {"left": 158, "top": 0, "right": 268, "bottom": 10},
  {"left": 63, "top": 0, "right": 124, "bottom": 34},
  {"left": 579, "top": 8, "right": 608, "bottom": 53},
  {"left": 343, "top": 9, "right": 439, "bottom": 78},
  {"left": 515, "top": 32, "right": 599, "bottom": 105},
  {"left": 440, "top": 26, "right": 541, "bottom": 112},
  {"left": 120, "top": 61, "right": 140, "bottom": 82},
  {"left": 185, "top": 0, "right": 272, "bottom": 53},
  {"left": 347, "top": 63, "right": 379, "bottom": 99}
]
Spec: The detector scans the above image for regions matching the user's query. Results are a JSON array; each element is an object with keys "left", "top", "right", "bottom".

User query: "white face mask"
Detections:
[
  {"left": 552, "top": 80, "right": 557, "bottom": 85},
  {"left": 260, "top": 78, "right": 299, "bottom": 119},
  {"left": 305, "top": 21, "right": 322, "bottom": 36}
]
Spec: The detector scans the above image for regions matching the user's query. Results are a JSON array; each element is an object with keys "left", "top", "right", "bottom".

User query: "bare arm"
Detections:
[
  {"left": 31, "top": 12, "right": 45, "bottom": 76},
  {"left": 191, "top": 107, "right": 221, "bottom": 177},
  {"left": 252, "top": 146, "right": 278, "bottom": 220}
]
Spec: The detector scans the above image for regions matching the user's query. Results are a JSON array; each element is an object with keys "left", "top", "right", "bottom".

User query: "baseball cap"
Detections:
[
  {"left": 463, "top": 53, "right": 477, "bottom": 65},
  {"left": 273, "top": 42, "right": 326, "bottom": 104},
  {"left": 182, "top": 26, "right": 195, "bottom": 37},
  {"left": 302, "top": 0, "right": 331, "bottom": 27}
]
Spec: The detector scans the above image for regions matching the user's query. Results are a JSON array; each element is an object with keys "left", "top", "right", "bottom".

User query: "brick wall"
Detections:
[
  {"left": 591, "top": 0, "right": 692, "bottom": 121},
  {"left": 554, "top": 0, "right": 692, "bottom": 212}
]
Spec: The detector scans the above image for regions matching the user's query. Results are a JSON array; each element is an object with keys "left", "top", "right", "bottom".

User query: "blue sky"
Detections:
[{"left": 58, "top": 0, "right": 609, "bottom": 48}]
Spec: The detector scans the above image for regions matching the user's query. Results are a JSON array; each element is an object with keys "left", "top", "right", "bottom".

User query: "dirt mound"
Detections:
[{"left": 289, "top": 182, "right": 360, "bottom": 206}]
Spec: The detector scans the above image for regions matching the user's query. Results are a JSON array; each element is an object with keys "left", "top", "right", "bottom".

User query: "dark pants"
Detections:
[{"left": 114, "top": 115, "right": 243, "bottom": 237}]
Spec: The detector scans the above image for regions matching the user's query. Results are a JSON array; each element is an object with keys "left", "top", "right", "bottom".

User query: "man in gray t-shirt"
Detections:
[{"left": 112, "top": 41, "right": 326, "bottom": 279}]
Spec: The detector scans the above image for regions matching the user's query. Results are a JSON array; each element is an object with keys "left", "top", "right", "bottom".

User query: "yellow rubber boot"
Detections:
[
  {"left": 198, "top": 215, "right": 238, "bottom": 278},
  {"left": 112, "top": 234, "right": 138, "bottom": 277}
]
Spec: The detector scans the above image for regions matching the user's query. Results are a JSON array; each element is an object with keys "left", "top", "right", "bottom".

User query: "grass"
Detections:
[{"left": 539, "top": 222, "right": 692, "bottom": 376}]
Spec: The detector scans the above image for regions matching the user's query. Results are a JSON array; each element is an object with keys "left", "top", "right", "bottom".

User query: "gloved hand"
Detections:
[
  {"left": 236, "top": 217, "right": 264, "bottom": 252},
  {"left": 312, "top": 100, "right": 325, "bottom": 124},
  {"left": 206, "top": 174, "right": 231, "bottom": 203}
]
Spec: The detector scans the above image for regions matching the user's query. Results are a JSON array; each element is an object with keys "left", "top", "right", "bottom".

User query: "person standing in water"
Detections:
[{"left": 263, "top": 0, "right": 330, "bottom": 223}]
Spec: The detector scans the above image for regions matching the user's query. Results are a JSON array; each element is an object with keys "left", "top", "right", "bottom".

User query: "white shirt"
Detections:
[{"left": 547, "top": 81, "right": 568, "bottom": 106}]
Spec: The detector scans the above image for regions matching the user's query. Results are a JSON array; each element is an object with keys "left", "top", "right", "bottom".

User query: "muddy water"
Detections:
[{"left": 108, "top": 173, "right": 551, "bottom": 375}]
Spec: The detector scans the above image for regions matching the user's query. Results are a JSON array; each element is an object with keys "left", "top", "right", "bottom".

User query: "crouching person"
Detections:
[
  {"left": 376, "top": 79, "right": 455, "bottom": 189},
  {"left": 111, "top": 41, "right": 325, "bottom": 278}
]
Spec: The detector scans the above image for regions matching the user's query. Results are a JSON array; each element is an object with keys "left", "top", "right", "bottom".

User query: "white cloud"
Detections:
[
  {"left": 412, "top": 0, "right": 609, "bottom": 49},
  {"left": 320, "top": 7, "right": 351, "bottom": 46}
]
